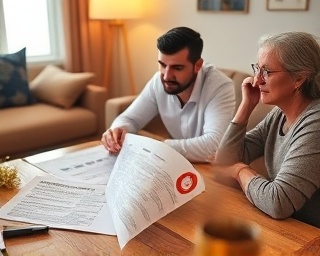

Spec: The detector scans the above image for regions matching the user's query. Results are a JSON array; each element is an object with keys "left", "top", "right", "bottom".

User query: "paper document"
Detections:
[
  {"left": 0, "top": 134, "right": 205, "bottom": 249},
  {"left": 0, "top": 175, "right": 116, "bottom": 234},
  {"left": 107, "top": 134, "right": 205, "bottom": 248},
  {"left": 30, "top": 144, "right": 116, "bottom": 184}
]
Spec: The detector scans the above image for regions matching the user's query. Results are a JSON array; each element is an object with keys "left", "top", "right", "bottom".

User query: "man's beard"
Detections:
[{"left": 161, "top": 74, "right": 197, "bottom": 95}]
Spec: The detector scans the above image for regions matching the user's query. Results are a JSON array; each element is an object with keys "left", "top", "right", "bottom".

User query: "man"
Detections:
[{"left": 101, "top": 26, "right": 235, "bottom": 162}]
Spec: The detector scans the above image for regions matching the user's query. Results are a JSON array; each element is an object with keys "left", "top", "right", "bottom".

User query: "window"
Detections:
[{"left": 0, "top": 0, "right": 64, "bottom": 64}]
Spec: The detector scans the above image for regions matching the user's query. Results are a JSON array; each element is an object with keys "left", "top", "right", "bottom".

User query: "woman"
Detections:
[{"left": 214, "top": 31, "right": 320, "bottom": 227}]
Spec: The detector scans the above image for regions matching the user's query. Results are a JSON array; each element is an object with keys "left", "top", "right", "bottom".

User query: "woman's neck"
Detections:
[{"left": 282, "top": 97, "right": 312, "bottom": 126}]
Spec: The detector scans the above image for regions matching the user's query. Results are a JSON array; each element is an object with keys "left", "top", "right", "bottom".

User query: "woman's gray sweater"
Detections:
[{"left": 215, "top": 99, "right": 320, "bottom": 228}]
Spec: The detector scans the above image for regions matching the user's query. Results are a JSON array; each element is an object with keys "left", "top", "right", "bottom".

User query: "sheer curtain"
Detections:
[{"left": 61, "top": 0, "right": 110, "bottom": 92}]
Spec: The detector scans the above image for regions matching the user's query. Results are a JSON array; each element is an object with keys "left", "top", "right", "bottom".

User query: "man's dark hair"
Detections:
[{"left": 157, "top": 27, "right": 203, "bottom": 64}]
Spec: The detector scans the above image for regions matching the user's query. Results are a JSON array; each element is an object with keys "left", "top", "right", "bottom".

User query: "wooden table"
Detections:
[{"left": 1, "top": 141, "right": 320, "bottom": 255}]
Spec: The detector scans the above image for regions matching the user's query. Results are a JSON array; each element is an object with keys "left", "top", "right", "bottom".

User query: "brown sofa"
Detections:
[
  {"left": 105, "top": 68, "right": 274, "bottom": 173},
  {"left": 0, "top": 81, "right": 107, "bottom": 159}
]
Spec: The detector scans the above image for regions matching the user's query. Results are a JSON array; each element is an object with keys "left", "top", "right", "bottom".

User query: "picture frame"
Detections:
[
  {"left": 267, "top": 0, "right": 309, "bottom": 11},
  {"left": 197, "top": 0, "right": 249, "bottom": 13}
]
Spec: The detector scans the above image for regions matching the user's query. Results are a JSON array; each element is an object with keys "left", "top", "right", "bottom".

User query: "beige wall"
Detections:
[{"left": 115, "top": 0, "right": 320, "bottom": 95}]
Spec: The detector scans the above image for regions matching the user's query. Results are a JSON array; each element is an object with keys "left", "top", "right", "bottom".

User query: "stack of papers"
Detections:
[{"left": 0, "top": 134, "right": 205, "bottom": 249}]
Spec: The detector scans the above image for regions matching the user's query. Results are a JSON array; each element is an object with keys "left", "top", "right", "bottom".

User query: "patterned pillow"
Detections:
[{"left": 0, "top": 48, "right": 35, "bottom": 108}]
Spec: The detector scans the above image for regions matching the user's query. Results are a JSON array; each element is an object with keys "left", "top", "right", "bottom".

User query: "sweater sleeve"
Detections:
[
  {"left": 216, "top": 106, "right": 320, "bottom": 221},
  {"left": 246, "top": 113, "right": 320, "bottom": 219},
  {"left": 215, "top": 108, "right": 273, "bottom": 165}
]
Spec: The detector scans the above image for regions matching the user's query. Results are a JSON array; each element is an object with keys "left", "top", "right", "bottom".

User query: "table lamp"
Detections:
[{"left": 89, "top": 0, "right": 142, "bottom": 94}]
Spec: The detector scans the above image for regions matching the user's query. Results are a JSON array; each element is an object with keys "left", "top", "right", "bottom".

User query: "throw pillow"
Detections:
[
  {"left": 0, "top": 48, "right": 35, "bottom": 108},
  {"left": 30, "top": 65, "right": 95, "bottom": 109}
]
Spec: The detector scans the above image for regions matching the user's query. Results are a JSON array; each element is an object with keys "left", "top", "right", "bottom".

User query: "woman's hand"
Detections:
[
  {"left": 232, "top": 77, "right": 261, "bottom": 125},
  {"left": 241, "top": 76, "right": 261, "bottom": 109},
  {"left": 212, "top": 163, "right": 257, "bottom": 192}
]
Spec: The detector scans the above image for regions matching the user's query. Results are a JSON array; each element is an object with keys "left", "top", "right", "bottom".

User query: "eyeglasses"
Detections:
[{"left": 251, "top": 63, "right": 286, "bottom": 82}]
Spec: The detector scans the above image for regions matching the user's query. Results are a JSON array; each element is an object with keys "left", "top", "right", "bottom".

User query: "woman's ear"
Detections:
[
  {"left": 294, "top": 72, "right": 308, "bottom": 89},
  {"left": 194, "top": 58, "right": 203, "bottom": 72}
]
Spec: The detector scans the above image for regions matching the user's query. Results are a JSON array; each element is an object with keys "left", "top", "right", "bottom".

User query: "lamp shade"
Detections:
[{"left": 89, "top": 0, "right": 142, "bottom": 20}]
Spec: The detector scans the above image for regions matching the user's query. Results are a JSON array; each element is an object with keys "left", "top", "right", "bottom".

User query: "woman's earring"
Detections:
[{"left": 295, "top": 86, "right": 301, "bottom": 92}]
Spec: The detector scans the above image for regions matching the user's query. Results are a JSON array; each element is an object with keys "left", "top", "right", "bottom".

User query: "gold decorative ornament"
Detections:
[{"left": 0, "top": 157, "right": 20, "bottom": 189}]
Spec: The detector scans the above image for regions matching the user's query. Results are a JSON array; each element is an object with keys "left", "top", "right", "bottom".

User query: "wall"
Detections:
[{"left": 118, "top": 0, "right": 320, "bottom": 95}]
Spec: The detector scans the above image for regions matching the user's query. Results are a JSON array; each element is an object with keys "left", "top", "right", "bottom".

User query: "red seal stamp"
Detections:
[{"left": 176, "top": 172, "right": 197, "bottom": 194}]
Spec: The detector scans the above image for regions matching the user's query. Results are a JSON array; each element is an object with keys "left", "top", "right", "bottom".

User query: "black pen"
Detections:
[
  {"left": 0, "top": 231, "right": 7, "bottom": 256},
  {"left": 3, "top": 225, "right": 49, "bottom": 239}
]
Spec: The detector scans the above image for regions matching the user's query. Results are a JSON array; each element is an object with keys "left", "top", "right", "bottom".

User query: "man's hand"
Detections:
[{"left": 101, "top": 128, "right": 127, "bottom": 153}]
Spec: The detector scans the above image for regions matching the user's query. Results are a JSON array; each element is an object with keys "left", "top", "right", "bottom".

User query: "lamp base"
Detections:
[{"left": 106, "top": 20, "right": 136, "bottom": 95}]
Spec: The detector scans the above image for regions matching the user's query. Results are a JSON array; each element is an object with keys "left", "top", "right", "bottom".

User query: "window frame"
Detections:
[{"left": 0, "top": 0, "right": 65, "bottom": 66}]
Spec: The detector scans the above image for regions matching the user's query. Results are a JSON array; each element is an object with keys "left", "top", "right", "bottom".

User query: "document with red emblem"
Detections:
[
  {"left": 107, "top": 134, "right": 205, "bottom": 249},
  {"left": 0, "top": 134, "right": 205, "bottom": 249}
]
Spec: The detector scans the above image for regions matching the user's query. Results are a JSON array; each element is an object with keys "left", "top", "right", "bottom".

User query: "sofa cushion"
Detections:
[
  {"left": 0, "top": 103, "right": 97, "bottom": 157},
  {"left": 30, "top": 65, "right": 94, "bottom": 109},
  {"left": 0, "top": 48, "right": 35, "bottom": 108}
]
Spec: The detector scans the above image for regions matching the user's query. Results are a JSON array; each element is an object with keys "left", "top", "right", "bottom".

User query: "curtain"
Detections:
[{"left": 61, "top": 0, "right": 111, "bottom": 92}]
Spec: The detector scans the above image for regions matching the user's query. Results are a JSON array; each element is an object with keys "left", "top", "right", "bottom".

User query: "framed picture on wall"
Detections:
[
  {"left": 267, "top": 0, "right": 309, "bottom": 11},
  {"left": 197, "top": 0, "right": 249, "bottom": 13}
]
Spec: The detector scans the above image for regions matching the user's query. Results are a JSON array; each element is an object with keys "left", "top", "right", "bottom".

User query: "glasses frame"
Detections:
[{"left": 251, "top": 63, "right": 286, "bottom": 82}]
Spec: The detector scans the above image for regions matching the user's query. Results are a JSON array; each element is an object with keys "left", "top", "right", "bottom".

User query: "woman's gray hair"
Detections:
[{"left": 259, "top": 31, "right": 320, "bottom": 99}]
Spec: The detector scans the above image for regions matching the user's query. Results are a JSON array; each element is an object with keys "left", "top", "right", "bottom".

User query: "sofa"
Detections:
[
  {"left": 0, "top": 54, "right": 108, "bottom": 159},
  {"left": 105, "top": 68, "right": 274, "bottom": 173}
]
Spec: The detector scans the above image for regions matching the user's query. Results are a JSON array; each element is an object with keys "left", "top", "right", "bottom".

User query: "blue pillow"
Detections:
[{"left": 0, "top": 48, "right": 35, "bottom": 108}]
